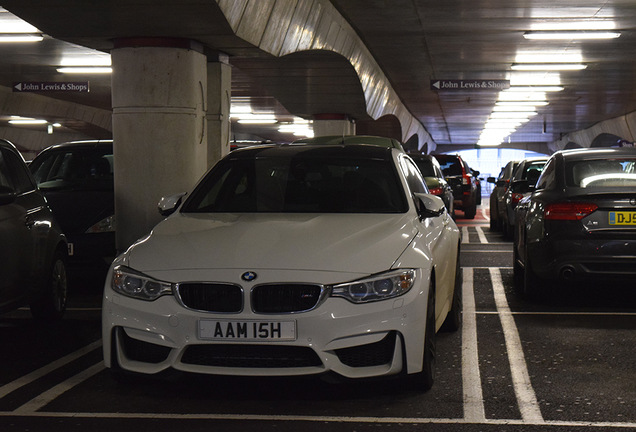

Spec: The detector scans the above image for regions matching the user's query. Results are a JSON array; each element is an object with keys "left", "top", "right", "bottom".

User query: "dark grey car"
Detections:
[
  {"left": 409, "top": 154, "right": 455, "bottom": 218},
  {"left": 501, "top": 157, "right": 548, "bottom": 239},
  {"left": 0, "top": 139, "right": 68, "bottom": 320},
  {"left": 513, "top": 147, "right": 636, "bottom": 299},
  {"left": 487, "top": 160, "right": 519, "bottom": 231},
  {"left": 29, "top": 140, "right": 115, "bottom": 267}
]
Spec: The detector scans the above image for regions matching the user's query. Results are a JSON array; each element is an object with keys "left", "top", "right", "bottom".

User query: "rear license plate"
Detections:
[
  {"left": 198, "top": 319, "right": 296, "bottom": 341},
  {"left": 609, "top": 211, "right": 636, "bottom": 225}
]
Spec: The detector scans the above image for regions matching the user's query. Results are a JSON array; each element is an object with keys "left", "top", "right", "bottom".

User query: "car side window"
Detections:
[
  {"left": 0, "top": 147, "right": 35, "bottom": 193},
  {"left": 535, "top": 158, "right": 555, "bottom": 190},
  {"left": 400, "top": 156, "right": 428, "bottom": 195}
]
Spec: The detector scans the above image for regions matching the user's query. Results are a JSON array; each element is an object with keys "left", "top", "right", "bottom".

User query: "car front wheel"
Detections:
[
  {"left": 30, "top": 251, "right": 68, "bottom": 321},
  {"left": 408, "top": 279, "right": 436, "bottom": 391}
]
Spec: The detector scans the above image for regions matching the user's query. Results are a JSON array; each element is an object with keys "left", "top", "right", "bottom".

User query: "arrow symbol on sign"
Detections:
[
  {"left": 14, "top": 83, "right": 22, "bottom": 91},
  {"left": 432, "top": 81, "right": 440, "bottom": 89}
]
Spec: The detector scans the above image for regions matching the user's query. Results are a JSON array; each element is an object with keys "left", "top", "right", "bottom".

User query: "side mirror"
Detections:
[
  {"left": 496, "top": 179, "right": 508, "bottom": 188},
  {"left": 510, "top": 179, "right": 534, "bottom": 194},
  {"left": 414, "top": 193, "right": 446, "bottom": 219},
  {"left": 0, "top": 185, "right": 16, "bottom": 206},
  {"left": 158, "top": 192, "right": 187, "bottom": 217},
  {"left": 487, "top": 177, "right": 496, "bottom": 184}
]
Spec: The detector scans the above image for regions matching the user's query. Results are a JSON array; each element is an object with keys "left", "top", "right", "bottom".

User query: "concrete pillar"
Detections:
[
  {"left": 312, "top": 113, "right": 355, "bottom": 137},
  {"left": 206, "top": 54, "right": 231, "bottom": 168},
  {"left": 111, "top": 38, "right": 208, "bottom": 251}
]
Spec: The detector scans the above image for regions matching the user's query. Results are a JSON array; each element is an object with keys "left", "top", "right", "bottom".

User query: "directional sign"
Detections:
[
  {"left": 13, "top": 82, "right": 90, "bottom": 92},
  {"left": 430, "top": 79, "right": 509, "bottom": 91}
]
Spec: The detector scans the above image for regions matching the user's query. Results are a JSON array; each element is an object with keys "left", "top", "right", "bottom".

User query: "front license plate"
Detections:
[
  {"left": 198, "top": 319, "right": 296, "bottom": 341},
  {"left": 609, "top": 211, "right": 636, "bottom": 225}
]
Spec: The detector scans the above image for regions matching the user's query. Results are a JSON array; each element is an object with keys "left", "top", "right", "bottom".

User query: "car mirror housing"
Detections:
[
  {"left": 0, "top": 185, "right": 16, "bottom": 206},
  {"left": 158, "top": 192, "right": 187, "bottom": 217},
  {"left": 414, "top": 192, "right": 445, "bottom": 219},
  {"left": 487, "top": 177, "right": 496, "bottom": 184},
  {"left": 511, "top": 179, "right": 534, "bottom": 194}
]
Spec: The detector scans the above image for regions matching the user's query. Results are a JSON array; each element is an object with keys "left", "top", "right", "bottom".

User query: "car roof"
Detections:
[
  {"left": 558, "top": 146, "right": 636, "bottom": 161},
  {"left": 228, "top": 143, "right": 396, "bottom": 161},
  {"left": 292, "top": 135, "right": 404, "bottom": 150}
]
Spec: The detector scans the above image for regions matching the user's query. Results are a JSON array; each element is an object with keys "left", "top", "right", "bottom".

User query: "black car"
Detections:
[
  {"left": 487, "top": 160, "right": 519, "bottom": 231},
  {"left": 433, "top": 154, "right": 479, "bottom": 219},
  {"left": 29, "top": 140, "right": 115, "bottom": 267},
  {"left": 0, "top": 139, "right": 68, "bottom": 320},
  {"left": 409, "top": 153, "right": 455, "bottom": 218},
  {"left": 513, "top": 147, "right": 636, "bottom": 299},
  {"left": 500, "top": 157, "right": 548, "bottom": 239}
]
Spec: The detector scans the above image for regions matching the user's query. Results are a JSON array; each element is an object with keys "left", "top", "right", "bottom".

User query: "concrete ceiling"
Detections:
[{"left": 1, "top": 1, "right": 635, "bottom": 150}]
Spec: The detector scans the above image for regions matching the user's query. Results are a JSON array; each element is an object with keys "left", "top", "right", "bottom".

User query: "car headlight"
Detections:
[
  {"left": 111, "top": 266, "right": 173, "bottom": 301},
  {"left": 331, "top": 269, "right": 416, "bottom": 303},
  {"left": 86, "top": 215, "right": 115, "bottom": 233}
]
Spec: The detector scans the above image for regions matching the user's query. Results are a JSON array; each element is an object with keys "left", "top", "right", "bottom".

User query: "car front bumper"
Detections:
[{"left": 102, "top": 267, "right": 431, "bottom": 380}]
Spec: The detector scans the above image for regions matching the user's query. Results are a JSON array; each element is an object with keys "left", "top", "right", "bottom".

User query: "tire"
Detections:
[
  {"left": 441, "top": 251, "right": 462, "bottom": 332},
  {"left": 465, "top": 202, "right": 477, "bottom": 219},
  {"left": 409, "top": 280, "right": 436, "bottom": 391},
  {"left": 30, "top": 251, "right": 68, "bottom": 321}
]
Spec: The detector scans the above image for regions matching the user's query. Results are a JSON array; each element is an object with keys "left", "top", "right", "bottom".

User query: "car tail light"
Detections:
[
  {"left": 511, "top": 193, "right": 524, "bottom": 207},
  {"left": 428, "top": 186, "right": 443, "bottom": 196},
  {"left": 544, "top": 202, "right": 598, "bottom": 220},
  {"left": 462, "top": 173, "right": 471, "bottom": 185}
]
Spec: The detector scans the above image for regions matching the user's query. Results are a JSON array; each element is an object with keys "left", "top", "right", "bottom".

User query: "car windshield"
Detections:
[
  {"left": 30, "top": 148, "right": 114, "bottom": 191},
  {"left": 566, "top": 158, "right": 636, "bottom": 188},
  {"left": 520, "top": 161, "right": 546, "bottom": 185},
  {"left": 182, "top": 154, "right": 408, "bottom": 213},
  {"left": 436, "top": 157, "right": 463, "bottom": 177},
  {"left": 412, "top": 159, "right": 436, "bottom": 177}
]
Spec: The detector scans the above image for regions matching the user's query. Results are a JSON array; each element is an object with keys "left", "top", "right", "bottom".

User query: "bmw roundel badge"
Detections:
[{"left": 241, "top": 271, "right": 257, "bottom": 282}]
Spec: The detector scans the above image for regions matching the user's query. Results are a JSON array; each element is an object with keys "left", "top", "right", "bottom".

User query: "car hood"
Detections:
[{"left": 126, "top": 212, "right": 417, "bottom": 274}]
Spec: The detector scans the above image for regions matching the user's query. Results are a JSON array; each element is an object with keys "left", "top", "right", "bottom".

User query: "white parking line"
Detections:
[
  {"left": 0, "top": 340, "right": 102, "bottom": 400},
  {"left": 475, "top": 226, "right": 488, "bottom": 244},
  {"left": 461, "top": 268, "right": 486, "bottom": 423},
  {"left": 462, "top": 226, "right": 469, "bottom": 243},
  {"left": 13, "top": 361, "right": 105, "bottom": 414},
  {"left": 490, "top": 268, "right": 544, "bottom": 424}
]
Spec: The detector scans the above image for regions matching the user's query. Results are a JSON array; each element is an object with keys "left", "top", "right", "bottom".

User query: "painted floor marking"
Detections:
[
  {"left": 2, "top": 411, "right": 636, "bottom": 429},
  {"left": 461, "top": 267, "right": 486, "bottom": 422},
  {"left": 490, "top": 268, "right": 543, "bottom": 424},
  {"left": 462, "top": 226, "right": 470, "bottom": 243},
  {"left": 13, "top": 361, "right": 105, "bottom": 414},
  {"left": 475, "top": 226, "right": 488, "bottom": 244},
  {"left": 0, "top": 340, "right": 102, "bottom": 400}
]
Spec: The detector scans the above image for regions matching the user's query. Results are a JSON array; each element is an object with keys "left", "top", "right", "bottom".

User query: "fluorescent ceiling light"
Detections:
[
  {"left": 0, "top": 34, "right": 43, "bottom": 42},
  {"left": 511, "top": 64, "right": 587, "bottom": 71},
  {"left": 523, "top": 31, "right": 620, "bottom": 40},
  {"left": 531, "top": 21, "right": 617, "bottom": 31},
  {"left": 0, "top": 21, "right": 39, "bottom": 33},
  {"left": 492, "top": 105, "right": 541, "bottom": 112},
  {"left": 232, "top": 113, "right": 276, "bottom": 121},
  {"left": 490, "top": 112, "right": 537, "bottom": 119},
  {"left": 515, "top": 52, "right": 582, "bottom": 64},
  {"left": 60, "top": 56, "right": 111, "bottom": 66},
  {"left": 510, "top": 72, "right": 561, "bottom": 86},
  {"left": 237, "top": 119, "right": 278, "bottom": 124},
  {"left": 476, "top": 142, "right": 502, "bottom": 147},
  {"left": 506, "top": 86, "right": 563, "bottom": 92},
  {"left": 57, "top": 67, "right": 112, "bottom": 73},
  {"left": 496, "top": 101, "right": 549, "bottom": 107},
  {"left": 498, "top": 91, "right": 547, "bottom": 102},
  {"left": 9, "top": 118, "right": 47, "bottom": 125}
]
